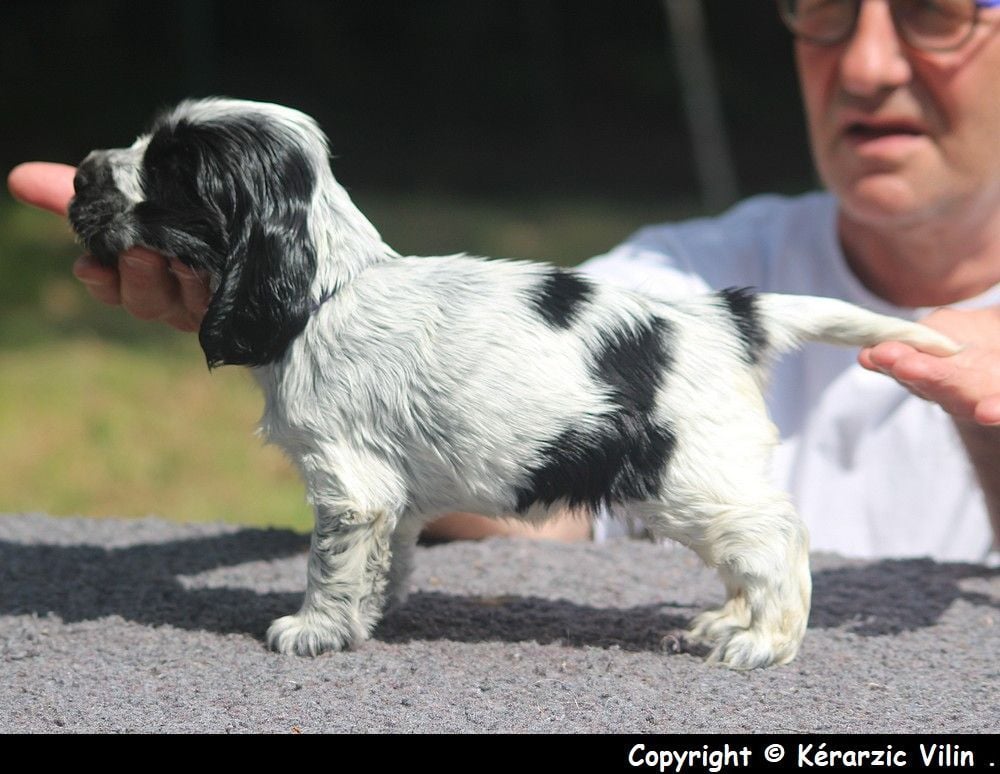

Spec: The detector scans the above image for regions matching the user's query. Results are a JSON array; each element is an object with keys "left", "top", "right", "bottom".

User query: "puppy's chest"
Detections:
[{"left": 252, "top": 355, "right": 422, "bottom": 451}]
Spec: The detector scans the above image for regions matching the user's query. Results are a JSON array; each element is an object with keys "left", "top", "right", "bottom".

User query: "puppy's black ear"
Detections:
[{"left": 199, "top": 218, "right": 317, "bottom": 368}]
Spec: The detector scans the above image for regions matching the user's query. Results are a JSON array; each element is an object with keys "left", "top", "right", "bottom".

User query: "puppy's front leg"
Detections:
[{"left": 268, "top": 503, "right": 397, "bottom": 656}]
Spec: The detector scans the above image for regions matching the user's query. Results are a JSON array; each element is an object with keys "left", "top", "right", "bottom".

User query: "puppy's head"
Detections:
[{"left": 69, "top": 98, "right": 325, "bottom": 368}]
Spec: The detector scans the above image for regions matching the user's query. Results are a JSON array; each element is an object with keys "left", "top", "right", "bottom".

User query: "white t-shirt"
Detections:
[{"left": 582, "top": 192, "right": 999, "bottom": 563}]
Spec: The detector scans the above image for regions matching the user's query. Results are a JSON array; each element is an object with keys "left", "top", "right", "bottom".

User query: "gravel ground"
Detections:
[{"left": 1, "top": 513, "right": 997, "bottom": 734}]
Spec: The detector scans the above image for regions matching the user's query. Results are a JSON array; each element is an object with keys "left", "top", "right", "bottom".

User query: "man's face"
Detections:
[{"left": 795, "top": 1, "right": 1000, "bottom": 228}]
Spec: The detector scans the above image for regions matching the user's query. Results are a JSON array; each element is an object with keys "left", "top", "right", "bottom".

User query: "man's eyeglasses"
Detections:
[{"left": 777, "top": 0, "right": 1000, "bottom": 52}]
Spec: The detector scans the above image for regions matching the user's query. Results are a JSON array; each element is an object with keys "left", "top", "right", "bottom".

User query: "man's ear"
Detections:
[{"left": 199, "top": 219, "right": 317, "bottom": 368}]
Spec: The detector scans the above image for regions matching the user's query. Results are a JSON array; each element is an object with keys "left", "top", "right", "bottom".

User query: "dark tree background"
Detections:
[{"left": 1, "top": 0, "right": 816, "bottom": 205}]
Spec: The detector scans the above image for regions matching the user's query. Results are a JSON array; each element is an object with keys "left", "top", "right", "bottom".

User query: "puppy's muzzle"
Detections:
[
  {"left": 69, "top": 150, "right": 135, "bottom": 265},
  {"left": 73, "top": 150, "right": 116, "bottom": 196}
]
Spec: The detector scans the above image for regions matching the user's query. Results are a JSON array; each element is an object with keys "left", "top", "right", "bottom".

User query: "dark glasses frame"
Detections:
[{"left": 777, "top": 0, "right": 1000, "bottom": 53}]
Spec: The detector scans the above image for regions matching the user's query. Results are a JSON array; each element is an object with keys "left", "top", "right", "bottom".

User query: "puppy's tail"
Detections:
[{"left": 747, "top": 290, "right": 961, "bottom": 358}]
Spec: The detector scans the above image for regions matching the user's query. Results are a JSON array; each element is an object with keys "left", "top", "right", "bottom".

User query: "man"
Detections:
[
  {"left": 581, "top": 0, "right": 1000, "bottom": 562},
  {"left": 9, "top": 0, "right": 1000, "bottom": 560}
]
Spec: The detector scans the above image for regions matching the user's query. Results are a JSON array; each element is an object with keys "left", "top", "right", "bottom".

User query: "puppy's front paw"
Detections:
[{"left": 267, "top": 611, "right": 353, "bottom": 656}]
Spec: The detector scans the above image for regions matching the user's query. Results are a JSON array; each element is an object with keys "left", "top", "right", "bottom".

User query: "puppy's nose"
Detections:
[{"left": 74, "top": 150, "right": 111, "bottom": 194}]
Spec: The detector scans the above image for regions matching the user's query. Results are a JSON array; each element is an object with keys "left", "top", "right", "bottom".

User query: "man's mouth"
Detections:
[
  {"left": 846, "top": 122, "right": 924, "bottom": 140},
  {"left": 837, "top": 116, "right": 932, "bottom": 162},
  {"left": 841, "top": 116, "right": 928, "bottom": 145}
]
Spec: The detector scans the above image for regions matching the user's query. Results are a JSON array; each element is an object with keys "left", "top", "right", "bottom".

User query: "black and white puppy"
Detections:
[{"left": 69, "top": 98, "right": 959, "bottom": 668}]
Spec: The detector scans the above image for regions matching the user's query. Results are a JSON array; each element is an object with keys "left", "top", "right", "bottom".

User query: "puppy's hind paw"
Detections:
[
  {"left": 706, "top": 627, "right": 801, "bottom": 670},
  {"left": 687, "top": 605, "right": 750, "bottom": 645},
  {"left": 688, "top": 601, "right": 751, "bottom": 645},
  {"left": 266, "top": 612, "right": 353, "bottom": 657}
]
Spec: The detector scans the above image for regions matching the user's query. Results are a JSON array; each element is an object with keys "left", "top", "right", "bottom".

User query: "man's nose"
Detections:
[
  {"left": 839, "top": 0, "right": 913, "bottom": 97},
  {"left": 73, "top": 150, "right": 113, "bottom": 195}
]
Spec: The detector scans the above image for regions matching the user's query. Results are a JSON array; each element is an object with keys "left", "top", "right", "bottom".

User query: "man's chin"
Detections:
[{"left": 830, "top": 170, "right": 944, "bottom": 229}]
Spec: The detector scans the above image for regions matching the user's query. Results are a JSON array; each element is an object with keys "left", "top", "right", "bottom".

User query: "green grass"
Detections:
[
  {"left": 0, "top": 338, "right": 314, "bottom": 529},
  {"left": 0, "top": 189, "right": 697, "bottom": 529}
]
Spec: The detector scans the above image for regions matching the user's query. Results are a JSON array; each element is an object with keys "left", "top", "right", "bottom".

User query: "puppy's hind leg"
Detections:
[
  {"left": 646, "top": 493, "right": 811, "bottom": 669},
  {"left": 689, "top": 495, "right": 811, "bottom": 669}
]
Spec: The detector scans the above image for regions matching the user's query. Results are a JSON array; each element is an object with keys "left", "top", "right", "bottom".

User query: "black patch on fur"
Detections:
[
  {"left": 530, "top": 269, "right": 594, "bottom": 329},
  {"left": 134, "top": 112, "right": 319, "bottom": 368},
  {"left": 514, "top": 316, "right": 676, "bottom": 512},
  {"left": 719, "top": 287, "right": 768, "bottom": 365}
]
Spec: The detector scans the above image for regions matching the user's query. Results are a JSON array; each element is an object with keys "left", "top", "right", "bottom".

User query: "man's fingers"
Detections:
[
  {"left": 975, "top": 395, "right": 1000, "bottom": 426},
  {"left": 7, "top": 162, "right": 77, "bottom": 216},
  {"left": 864, "top": 342, "right": 1000, "bottom": 423},
  {"left": 9, "top": 162, "right": 209, "bottom": 335},
  {"left": 885, "top": 351, "right": 951, "bottom": 386},
  {"left": 860, "top": 341, "right": 915, "bottom": 371},
  {"left": 74, "top": 251, "right": 208, "bottom": 333},
  {"left": 168, "top": 258, "right": 211, "bottom": 330},
  {"left": 72, "top": 254, "right": 122, "bottom": 306},
  {"left": 118, "top": 248, "right": 182, "bottom": 321},
  {"left": 862, "top": 342, "right": 953, "bottom": 387}
]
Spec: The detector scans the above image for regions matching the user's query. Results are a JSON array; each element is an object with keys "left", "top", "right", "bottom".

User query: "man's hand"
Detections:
[
  {"left": 861, "top": 306, "right": 1000, "bottom": 543},
  {"left": 859, "top": 307, "right": 1000, "bottom": 426},
  {"left": 6, "top": 161, "right": 210, "bottom": 332}
]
